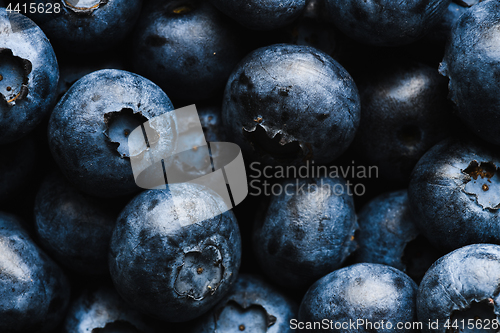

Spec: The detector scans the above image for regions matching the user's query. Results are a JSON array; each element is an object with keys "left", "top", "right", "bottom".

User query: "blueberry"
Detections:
[
  {"left": 418, "top": 244, "right": 500, "bottom": 333},
  {"left": 253, "top": 177, "right": 357, "bottom": 289},
  {"left": 324, "top": 0, "right": 451, "bottom": 46},
  {"left": 131, "top": 0, "right": 244, "bottom": 102},
  {"left": 439, "top": 0, "right": 500, "bottom": 145},
  {"left": 0, "top": 9, "right": 59, "bottom": 144},
  {"left": 207, "top": 0, "right": 307, "bottom": 31},
  {"left": 108, "top": 183, "right": 242, "bottom": 322},
  {"left": 223, "top": 43, "right": 360, "bottom": 166},
  {"left": 0, "top": 212, "right": 70, "bottom": 333},
  {"left": 355, "top": 190, "right": 442, "bottom": 283},
  {"left": 298, "top": 263, "right": 418, "bottom": 333},
  {"left": 48, "top": 69, "right": 177, "bottom": 198},
  {"left": 189, "top": 274, "right": 298, "bottom": 333},
  {"left": 352, "top": 62, "right": 455, "bottom": 183},
  {"left": 20, "top": 0, "right": 142, "bottom": 53},
  {"left": 409, "top": 138, "right": 500, "bottom": 252},
  {"left": 0, "top": 134, "right": 36, "bottom": 202},
  {"left": 62, "top": 286, "right": 170, "bottom": 333},
  {"left": 34, "top": 172, "right": 116, "bottom": 275}
]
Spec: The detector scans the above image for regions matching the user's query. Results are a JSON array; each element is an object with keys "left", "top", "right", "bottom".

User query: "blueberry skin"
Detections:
[
  {"left": 356, "top": 190, "right": 417, "bottom": 270},
  {"left": 325, "top": 0, "right": 451, "bottom": 46},
  {"left": 48, "top": 69, "right": 177, "bottom": 198},
  {"left": 223, "top": 44, "right": 360, "bottom": 166},
  {"left": 439, "top": 0, "right": 500, "bottom": 145},
  {"left": 0, "top": 9, "right": 58, "bottom": 144},
  {"left": 0, "top": 212, "right": 70, "bottom": 333},
  {"left": 207, "top": 0, "right": 307, "bottom": 31},
  {"left": 418, "top": 244, "right": 500, "bottom": 333},
  {"left": 189, "top": 274, "right": 298, "bottom": 333},
  {"left": 20, "top": 0, "right": 142, "bottom": 53},
  {"left": 63, "top": 286, "right": 166, "bottom": 333},
  {"left": 352, "top": 62, "right": 454, "bottom": 183},
  {"left": 131, "top": 0, "right": 244, "bottom": 102},
  {"left": 0, "top": 134, "right": 36, "bottom": 202},
  {"left": 299, "top": 263, "right": 418, "bottom": 333},
  {"left": 108, "top": 183, "right": 242, "bottom": 322},
  {"left": 253, "top": 177, "right": 357, "bottom": 289},
  {"left": 409, "top": 138, "right": 500, "bottom": 252},
  {"left": 355, "top": 190, "right": 441, "bottom": 283},
  {"left": 34, "top": 172, "right": 116, "bottom": 275}
]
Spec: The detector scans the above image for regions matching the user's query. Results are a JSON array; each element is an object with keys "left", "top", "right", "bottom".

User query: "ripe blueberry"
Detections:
[
  {"left": 418, "top": 244, "right": 500, "bottom": 333},
  {"left": 108, "top": 183, "right": 242, "bottom": 322},
  {"left": 299, "top": 263, "right": 418, "bottom": 333},
  {"left": 0, "top": 9, "right": 58, "bottom": 144},
  {"left": 223, "top": 43, "right": 360, "bottom": 166},
  {"left": 409, "top": 138, "right": 500, "bottom": 252},
  {"left": 48, "top": 69, "right": 177, "bottom": 198},
  {"left": 189, "top": 274, "right": 298, "bottom": 333},
  {"left": 0, "top": 212, "right": 70, "bottom": 333},
  {"left": 253, "top": 177, "right": 357, "bottom": 289},
  {"left": 439, "top": 0, "right": 500, "bottom": 145},
  {"left": 34, "top": 172, "right": 116, "bottom": 275}
]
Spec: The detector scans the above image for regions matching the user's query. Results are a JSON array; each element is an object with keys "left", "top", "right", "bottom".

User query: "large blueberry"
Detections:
[
  {"left": 409, "top": 138, "right": 500, "bottom": 252},
  {"left": 352, "top": 62, "right": 455, "bottom": 183},
  {"left": 299, "top": 263, "right": 418, "bottom": 332},
  {"left": 48, "top": 69, "right": 177, "bottom": 198},
  {"left": 34, "top": 172, "right": 116, "bottom": 275},
  {"left": 418, "top": 244, "right": 500, "bottom": 333},
  {"left": 108, "top": 183, "right": 242, "bottom": 322},
  {"left": 253, "top": 177, "right": 357, "bottom": 289},
  {"left": 223, "top": 44, "right": 360, "bottom": 166},
  {"left": 131, "top": 0, "right": 244, "bottom": 102},
  {"left": 439, "top": 0, "right": 500, "bottom": 145},
  {"left": 0, "top": 9, "right": 58, "bottom": 144},
  {"left": 63, "top": 286, "right": 170, "bottom": 333},
  {"left": 325, "top": 0, "right": 451, "bottom": 46},
  {"left": 189, "top": 274, "right": 298, "bottom": 333},
  {"left": 207, "top": 0, "right": 307, "bottom": 31},
  {"left": 355, "top": 190, "right": 442, "bottom": 283},
  {"left": 20, "top": 0, "right": 142, "bottom": 53},
  {"left": 0, "top": 212, "right": 70, "bottom": 333}
]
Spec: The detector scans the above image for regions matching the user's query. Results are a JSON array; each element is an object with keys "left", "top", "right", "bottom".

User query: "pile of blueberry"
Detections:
[{"left": 1, "top": 0, "right": 500, "bottom": 332}]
